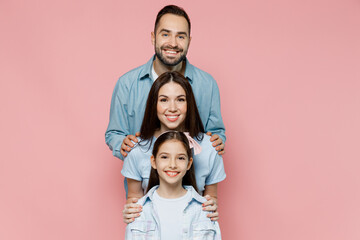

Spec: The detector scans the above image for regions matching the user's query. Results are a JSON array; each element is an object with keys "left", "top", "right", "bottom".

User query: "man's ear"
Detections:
[
  {"left": 151, "top": 32, "right": 155, "bottom": 46},
  {"left": 187, "top": 157, "right": 193, "bottom": 170},
  {"left": 150, "top": 155, "right": 157, "bottom": 169}
]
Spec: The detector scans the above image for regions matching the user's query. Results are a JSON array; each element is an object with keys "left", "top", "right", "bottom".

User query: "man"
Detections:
[{"left": 105, "top": 5, "right": 225, "bottom": 160}]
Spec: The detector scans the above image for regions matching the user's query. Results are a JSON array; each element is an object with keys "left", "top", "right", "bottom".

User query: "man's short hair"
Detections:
[{"left": 154, "top": 5, "right": 191, "bottom": 36}]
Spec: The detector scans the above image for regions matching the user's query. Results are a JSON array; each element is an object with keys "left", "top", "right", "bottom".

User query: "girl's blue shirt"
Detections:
[{"left": 125, "top": 185, "right": 222, "bottom": 240}]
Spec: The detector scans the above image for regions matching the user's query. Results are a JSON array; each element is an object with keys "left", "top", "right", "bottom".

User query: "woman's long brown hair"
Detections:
[
  {"left": 146, "top": 131, "right": 198, "bottom": 193},
  {"left": 139, "top": 71, "right": 204, "bottom": 144}
]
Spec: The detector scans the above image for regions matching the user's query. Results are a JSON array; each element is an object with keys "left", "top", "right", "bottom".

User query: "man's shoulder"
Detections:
[
  {"left": 117, "top": 63, "right": 148, "bottom": 83},
  {"left": 187, "top": 61, "right": 216, "bottom": 83},
  {"left": 115, "top": 57, "right": 153, "bottom": 86}
]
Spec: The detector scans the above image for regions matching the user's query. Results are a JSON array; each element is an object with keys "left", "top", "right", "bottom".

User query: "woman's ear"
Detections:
[
  {"left": 187, "top": 157, "right": 193, "bottom": 170},
  {"left": 150, "top": 155, "right": 157, "bottom": 169}
]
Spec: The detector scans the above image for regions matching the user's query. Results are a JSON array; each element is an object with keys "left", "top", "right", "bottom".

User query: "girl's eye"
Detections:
[
  {"left": 161, "top": 155, "right": 168, "bottom": 159},
  {"left": 178, "top": 98, "right": 186, "bottom": 102},
  {"left": 178, "top": 156, "right": 186, "bottom": 160},
  {"left": 159, "top": 98, "right": 167, "bottom": 102}
]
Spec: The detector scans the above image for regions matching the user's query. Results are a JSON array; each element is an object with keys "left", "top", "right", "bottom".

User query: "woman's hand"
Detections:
[
  {"left": 202, "top": 195, "right": 219, "bottom": 221},
  {"left": 123, "top": 198, "right": 142, "bottom": 224}
]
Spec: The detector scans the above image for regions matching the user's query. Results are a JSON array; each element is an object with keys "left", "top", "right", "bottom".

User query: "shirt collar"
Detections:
[
  {"left": 141, "top": 185, "right": 205, "bottom": 206},
  {"left": 140, "top": 55, "right": 194, "bottom": 83}
]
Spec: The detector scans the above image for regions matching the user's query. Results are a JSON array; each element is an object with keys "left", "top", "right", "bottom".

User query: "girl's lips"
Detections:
[{"left": 165, "top": 171, "right": 180, "bottom": 177}]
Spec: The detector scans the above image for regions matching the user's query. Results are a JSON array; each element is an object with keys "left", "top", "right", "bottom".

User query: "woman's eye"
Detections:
[
  {"left": 178, "top": 98, "right": 186, "bottom": 102},
  {"left": 161, "top": 155, "right": 168, "bottom": 159},
  {"left": 159, "top": 98, "right": 167, "bottom": 102},
  {"left": 178, "top": 157, "right": 186, "bottom": 160}
]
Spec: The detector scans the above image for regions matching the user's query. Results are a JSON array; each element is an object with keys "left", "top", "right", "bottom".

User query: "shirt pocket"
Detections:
[
  {"left": 129, "top": 220, "right": 156, "bottom": 240},
  {"left": 192, "top": 220, "right": 217, "bottom": 240}
]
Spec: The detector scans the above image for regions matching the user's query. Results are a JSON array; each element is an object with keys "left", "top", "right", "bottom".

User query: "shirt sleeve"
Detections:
[
  {"left": 105, "top": 78, "right": 130, "bottom": 160},
  {"left": 205, "top": 148, "right": 226, "bottom": 185},
  {"left": 204, "top": 77, "right": 226, "bottom": 143},
  {"left": 121, "top": 146, "right": 143, "bottom": 181}
]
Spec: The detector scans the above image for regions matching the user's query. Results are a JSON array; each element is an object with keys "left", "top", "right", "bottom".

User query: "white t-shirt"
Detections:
[
  {"left": 153, "top": 189, "right": 191, "bottom": 240},
  {"left": 151, "top": 65, "right": 159, "bottom": 81}
]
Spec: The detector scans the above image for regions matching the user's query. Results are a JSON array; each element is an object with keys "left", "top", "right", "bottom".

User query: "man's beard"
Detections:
[{"left": 155, "top": 44, "right": 188, "bottom": 67}]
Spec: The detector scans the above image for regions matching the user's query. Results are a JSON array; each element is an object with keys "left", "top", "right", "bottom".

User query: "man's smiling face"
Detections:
[{"left": 152, "top": 13, "right": 191, "bottom": 67}]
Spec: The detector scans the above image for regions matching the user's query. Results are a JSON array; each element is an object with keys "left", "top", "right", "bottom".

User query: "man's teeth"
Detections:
[{"left": 165, "top": 50, "right": 177, "bottom": 54}]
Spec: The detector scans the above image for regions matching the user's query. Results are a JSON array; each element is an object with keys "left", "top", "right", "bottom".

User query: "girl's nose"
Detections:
[{"left": 169, "top": 158, "right": 177, "bottom": 168}]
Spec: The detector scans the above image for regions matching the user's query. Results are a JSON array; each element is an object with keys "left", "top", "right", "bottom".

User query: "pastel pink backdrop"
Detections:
[{"left": 1, "top": 0, "right": 359, "bottom": 239}]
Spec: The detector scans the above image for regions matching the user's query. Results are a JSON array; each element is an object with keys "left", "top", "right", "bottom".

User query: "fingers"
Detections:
[
  {"left": 121, "top": 135, "right": 138, "bottom": 158},
  {"left": 206, "top": 132, "right": 212, "bottom": 136},
  {"left": 202, "top": 195, "right": 218, "bottom": 211},
  {"left": 207, "top": 211, "right": 219, "bottom": 221},
  {"left": 210, "top": 133, "right": 219, "bottom": 142},
  {"left": 208, "top": 134, "right": 225, "bottom": 155},
  {"left": 217, "top": 148, "right": 225, "bottom": 155},
  {"left": 135, "top": 132, "right": 141, "bottom": 137},
  {"left": 123, "top": 203, "right": 142, "bottom": 224},
  {"left": 127, "top": 134, "right": 139, "bottom": 144},
  {"left": 203, "top": 195, "right": 219, "bottom": 221}
]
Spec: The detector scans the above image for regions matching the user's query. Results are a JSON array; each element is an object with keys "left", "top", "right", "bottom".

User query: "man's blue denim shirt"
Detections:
[
  {"left": 105, "top": 56, "right": 226, "bottom": 160},
  {"left": 125, "top": 185, "right": 221, "bottom": 240}
]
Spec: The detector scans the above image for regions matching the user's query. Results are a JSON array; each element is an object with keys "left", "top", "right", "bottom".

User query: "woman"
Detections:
[{"left": 122, "top": 71, "right": 226, "bottom": 223}]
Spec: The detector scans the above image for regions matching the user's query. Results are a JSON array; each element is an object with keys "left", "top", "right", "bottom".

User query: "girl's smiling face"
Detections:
[
  {"left": 151, "top": 139, "right": 192, "bottom": 187},
  {"left": 157, "top": 82, "right": 187, "bottom": 133}
]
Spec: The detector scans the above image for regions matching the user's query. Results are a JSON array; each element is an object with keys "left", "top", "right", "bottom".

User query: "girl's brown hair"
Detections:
[{"left": 146, "top": 131, "right": 198, "bottom": 193}]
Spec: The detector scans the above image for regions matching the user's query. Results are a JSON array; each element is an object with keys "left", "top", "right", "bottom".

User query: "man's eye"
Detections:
[
  {"left": 178, "top": 36, "right": 185, "bottom": 39},
  {"left": 162, "top": 34, "right": 168, "bottom": 37}
]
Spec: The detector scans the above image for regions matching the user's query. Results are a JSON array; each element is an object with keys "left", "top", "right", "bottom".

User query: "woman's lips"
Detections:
[{"left": 166, "top": 115, "right": 179, "bottom": 122}]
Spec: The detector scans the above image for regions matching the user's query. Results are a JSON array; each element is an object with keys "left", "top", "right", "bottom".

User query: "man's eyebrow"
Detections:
[{"left": 158, "top": 28, "right": 188, "bottom": 36}]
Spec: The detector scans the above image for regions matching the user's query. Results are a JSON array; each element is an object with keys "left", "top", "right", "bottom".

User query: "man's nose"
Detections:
[{"left": 168, "top": 36, "right": 177, "bottom": 47}]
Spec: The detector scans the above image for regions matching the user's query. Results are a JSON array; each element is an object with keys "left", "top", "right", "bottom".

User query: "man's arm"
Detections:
[
  {"left": 105, "top": 79, "right": 131, "bottom": 160},
  {"left": 205, "top": 80, "right": 226, "bottom": 143}
]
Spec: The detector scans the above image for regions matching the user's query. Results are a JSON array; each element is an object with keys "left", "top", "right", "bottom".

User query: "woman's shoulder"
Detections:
[
  {"left": 195, "top": 134, "right": 219, "bottom": 156},
  {"left": 126, "top": 137, "right": 153, "bottom": 158}
]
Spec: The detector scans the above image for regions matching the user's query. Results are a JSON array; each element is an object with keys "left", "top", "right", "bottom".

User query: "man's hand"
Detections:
[
  {"left": 203, "top": 195, "right": 219, "bottom": 221},
  {"left": 206, "top": 132, "right": 225, "bottom": 155},
  {"left": 123, "top": 198, "right": 142, "bottom": 224},
  {"left": 121, "top": 132, "right": 140, "bottom": 158}
]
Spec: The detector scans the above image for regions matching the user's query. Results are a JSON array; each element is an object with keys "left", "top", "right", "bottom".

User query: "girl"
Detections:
[
  {"left": 125, "top": 131, "right": 221, "bottom": 240},
  {"left": 122, "top": 71, "right": 226, "bottom": 222}
]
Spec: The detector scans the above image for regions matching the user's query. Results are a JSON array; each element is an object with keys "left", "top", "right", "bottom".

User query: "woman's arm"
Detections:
[
  {"left": 123, "top": 178, "right": 144, "bottom": 223},
  {"left": 203, "top": 183, "right": 219, "bottom": 221}
]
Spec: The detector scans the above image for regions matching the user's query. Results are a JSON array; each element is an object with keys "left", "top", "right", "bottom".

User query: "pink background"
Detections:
[{"left": 1, "top": 0, "right": 360, "bottom": 239}]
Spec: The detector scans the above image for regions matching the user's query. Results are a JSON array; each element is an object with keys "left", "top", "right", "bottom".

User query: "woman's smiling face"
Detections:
[{"left": 157, "top": 81, "right": 187, "bottom": 132}]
